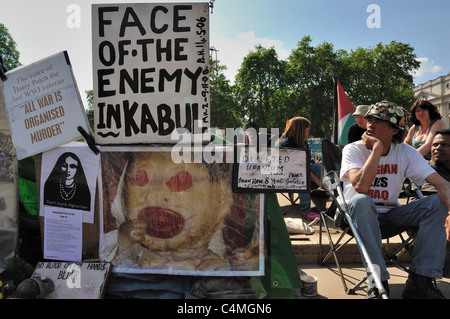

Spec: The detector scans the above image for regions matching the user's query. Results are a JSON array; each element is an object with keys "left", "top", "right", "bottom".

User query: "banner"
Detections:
[{"left": 92, "top": 3, "right": 211, "bottom": 144}]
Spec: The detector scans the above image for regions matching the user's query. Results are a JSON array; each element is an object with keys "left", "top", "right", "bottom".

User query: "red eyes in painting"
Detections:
[
  {"left": 166, "top": 171, "right": 193, "bottom": 192},
  {"left": 130, "top": 170, "right": 193, "bottom": 192},
  {"left": 130, "top": 169, "right": 149, "bottom": 186}
]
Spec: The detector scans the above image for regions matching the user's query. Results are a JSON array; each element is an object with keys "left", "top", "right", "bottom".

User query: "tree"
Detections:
[
  {"left": 234, "top": 45, "right": 288, "bottom": 129},
  {"left": 209, "top": 59, "right": 242, "bottom": 128},
  {"left": 85, "top": 89, "right": 94, "bottom": 131},
  {"left": 343, "top": 41, "right": 420, "bottom": 108},
  {"left": 287, "top": 36, "right": 340, "bottom": 137},
  {"left": 0, "top": 23, "right": 21, "bottom": 70}
]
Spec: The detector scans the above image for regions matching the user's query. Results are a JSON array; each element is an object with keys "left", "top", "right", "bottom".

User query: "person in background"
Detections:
[
  {"left": 430, "top": 129, "right": 450, "bottom": 181},
  {"left": 419, "top": 129, "right": 450, "bottom": 277},
  {"left": 347, "top": 105, "right": 369, "bottom": 144},
  {"left": 275, "top": 117, "right": 322, "bottom": 220},
  {"left": 340, "top": 101, "right": 450, "bottom": 299},
  {"left": 404, "top": 99, "right": 446, "bottom": 160}
]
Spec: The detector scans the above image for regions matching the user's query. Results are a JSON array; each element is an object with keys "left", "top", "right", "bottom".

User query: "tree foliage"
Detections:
[
  {"left": 234, "top": 45, "right": 288, "bottom": 129},
  {"left": 0, "top": 23, "right": 21, "bottom": 71},
  {"left": 229, "top": 36, "right": 420, "bottom": 138},
  {"left": 209, "top": 59, "right": 242, "bottom": 128}
]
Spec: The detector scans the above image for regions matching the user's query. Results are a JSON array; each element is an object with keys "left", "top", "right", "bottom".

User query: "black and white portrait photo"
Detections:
[
  {"left": 44, "top": 152, "right": 91, "bottom": 211},
  {"left": 40, "top": 142, "right": 99, "bottom": 224}
]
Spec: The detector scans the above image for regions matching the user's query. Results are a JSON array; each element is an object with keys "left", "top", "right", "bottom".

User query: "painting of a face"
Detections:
[{"left": 122, "top": 152, "right": 233, "bottom": 251}]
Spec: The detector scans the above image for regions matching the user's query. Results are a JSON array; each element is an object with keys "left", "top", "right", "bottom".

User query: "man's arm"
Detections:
[
  {"left": 426, "top": 172, "right": 450, "bottom": 240},
  {"left": 348, "top": 134, "right": 384, "bottom": 194}
]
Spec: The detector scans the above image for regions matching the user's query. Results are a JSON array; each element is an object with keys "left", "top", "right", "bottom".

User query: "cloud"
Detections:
[
  {"left": 210, "top": 31, "right": 290, "bottom": 83},
  {"left": 413, "top": 57, "right": 443, "bottom": 77}
]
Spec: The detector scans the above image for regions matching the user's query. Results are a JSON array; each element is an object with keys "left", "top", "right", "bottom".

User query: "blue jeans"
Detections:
[
  {"left": 347, "top": 193, "right": 447, "bottom": 281},
  {"left": 299, "top": 163, "right": 321, "bottom": 212}
]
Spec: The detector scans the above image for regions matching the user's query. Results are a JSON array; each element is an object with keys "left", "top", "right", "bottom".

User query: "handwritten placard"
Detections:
[
  {"left": 92, "top": 3, "right": 210, "bottom": 144},
  {"left": 32, "top": 262, "right": 111, "bottom": 299},
  {"left": 233, "top": 148, "right": 311, "bottom": 193},
  {"left": 2, "top": 51, "right": 91, "bottom": 160}
]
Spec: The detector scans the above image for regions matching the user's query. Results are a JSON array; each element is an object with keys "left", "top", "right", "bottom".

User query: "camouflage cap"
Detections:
[{"left": 365, "top": 101, "right": 408, "bottom": 130}]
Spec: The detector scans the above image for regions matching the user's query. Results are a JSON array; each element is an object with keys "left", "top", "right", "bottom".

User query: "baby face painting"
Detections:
[{"left": 122, "top": 152, "right": 232, "bottom": 251}]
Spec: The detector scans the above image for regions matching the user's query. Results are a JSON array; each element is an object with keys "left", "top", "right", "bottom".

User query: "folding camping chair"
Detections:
[{"left": 310, "top": 139, "right": 420, "bottom": 298}]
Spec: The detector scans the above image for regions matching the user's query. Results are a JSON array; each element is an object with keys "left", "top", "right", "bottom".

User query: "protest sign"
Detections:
[
  {"left": 2, "top": 51, "right": 91, "bottom": 160},
  {"left": 32, "top": 262, "right": 111, "bottom": 299},
  {"left": 233, "top": 148, "right": 311, "bottom": 193},
  {"left": 92, "top": 3, "right": 211, "bottom": 144}
]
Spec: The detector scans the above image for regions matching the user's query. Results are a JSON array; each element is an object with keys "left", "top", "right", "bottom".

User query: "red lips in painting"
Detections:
[{"left": 138, "top": 207, "right": 185, "bottom": 239}]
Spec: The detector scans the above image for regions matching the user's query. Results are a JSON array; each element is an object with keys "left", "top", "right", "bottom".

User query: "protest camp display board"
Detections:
[
  {"left": 0, "top": 87, "right": 19, "bottom": 268},
  {"left": 233, "top": 148, "right": 311, "bottom": 193},
  {"left": 99, "top": 146, "right": 264, "bottom": 276},
  {"left": 32, "top": 262, "right": 111, "bottom": 299},
  {"left": 2, "top": 51, "right": 91, "bottom": 160},
  {"left": 92, "top": 3, "right": 211, "bottom": 145}
]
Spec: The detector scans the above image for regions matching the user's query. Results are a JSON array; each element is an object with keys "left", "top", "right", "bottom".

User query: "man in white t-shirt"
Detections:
[{"left": 340, "top": 101, "right": 450, "bottom": 299}]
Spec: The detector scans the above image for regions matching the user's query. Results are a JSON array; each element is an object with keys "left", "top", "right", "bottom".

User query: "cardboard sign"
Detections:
[
  {"left": 32, "top": 262, "right": 111, "bottom": 299},
  {"left": 2, "top": 51, "right": 91, "bottom": 160},
  {"left": 92, "top": 3, "right": 211, "bottom": 144},
  {"left": 233, "top": 148, "right": 311, "bottom": 193}
]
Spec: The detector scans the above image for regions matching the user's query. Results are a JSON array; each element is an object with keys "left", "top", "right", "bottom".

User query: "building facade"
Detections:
[{"left": 414, "top": 72, "right": 450, "bottom": 128}]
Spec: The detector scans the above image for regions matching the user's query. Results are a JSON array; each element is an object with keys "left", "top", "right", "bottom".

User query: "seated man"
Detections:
[
  {"left": 347, "top": 105, "right": 369, "bottom": 144},
  {"left": 431, "top": 129, "right": 450, "bottom": 181},
  {"left": 340, "top": 101, "right": 450, "bottom": 299},
  {"left": 423, "top": 129, "right": 450, "bottom": 277},
  {"left": 421, "top": 129, "right": 450, "bottom": 192}
]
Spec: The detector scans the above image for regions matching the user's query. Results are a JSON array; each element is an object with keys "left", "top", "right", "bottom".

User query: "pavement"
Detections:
[{"left": 276, "top": 193, "right": 450, "bottom": 300}]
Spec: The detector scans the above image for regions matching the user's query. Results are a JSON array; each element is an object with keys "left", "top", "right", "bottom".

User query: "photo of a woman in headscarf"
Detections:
[{"left": 43, "top": 152, "right": 91, "bottom": 211}]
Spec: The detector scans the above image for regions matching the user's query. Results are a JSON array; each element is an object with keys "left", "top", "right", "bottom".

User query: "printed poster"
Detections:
[
  {"left": 44, "top": 206, "right": 83, "bottom": 262},
  {"left": 99, "top": 146, "right": 264, "bottom": 276},
  {"left": 40, "top": 142, "right": 100, "bottom": 224},
  {"left": 2, "top": 51, "right": 91, "bottom": 160}
]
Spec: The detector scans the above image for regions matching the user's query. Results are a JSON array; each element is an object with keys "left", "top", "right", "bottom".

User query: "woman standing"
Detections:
[
  {"left": 275, "top": 117, "right": 321, "bottom": 220},
  {"left": 404, "top": 100, "right": 446, "bottom": 160}
]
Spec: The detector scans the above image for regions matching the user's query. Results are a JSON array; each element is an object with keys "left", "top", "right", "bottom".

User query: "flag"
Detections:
[{"left": 332, "top": 74, "right": 355, "bottom": 146}]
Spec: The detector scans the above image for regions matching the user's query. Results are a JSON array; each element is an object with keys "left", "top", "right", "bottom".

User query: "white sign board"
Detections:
[
  {"left": 92, "top": 3, "right": 210, "bottom": 144},
  {"left": 2, "top": 51, "right": 91, "bottom": 160},
  {"left": 233, "top": 148, "right": 311, "bottom": 193}
]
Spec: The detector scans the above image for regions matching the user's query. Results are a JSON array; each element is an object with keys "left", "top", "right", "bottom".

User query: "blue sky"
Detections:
[{"left": 1, "top": 0, "right": 449, "bottom": 107}]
